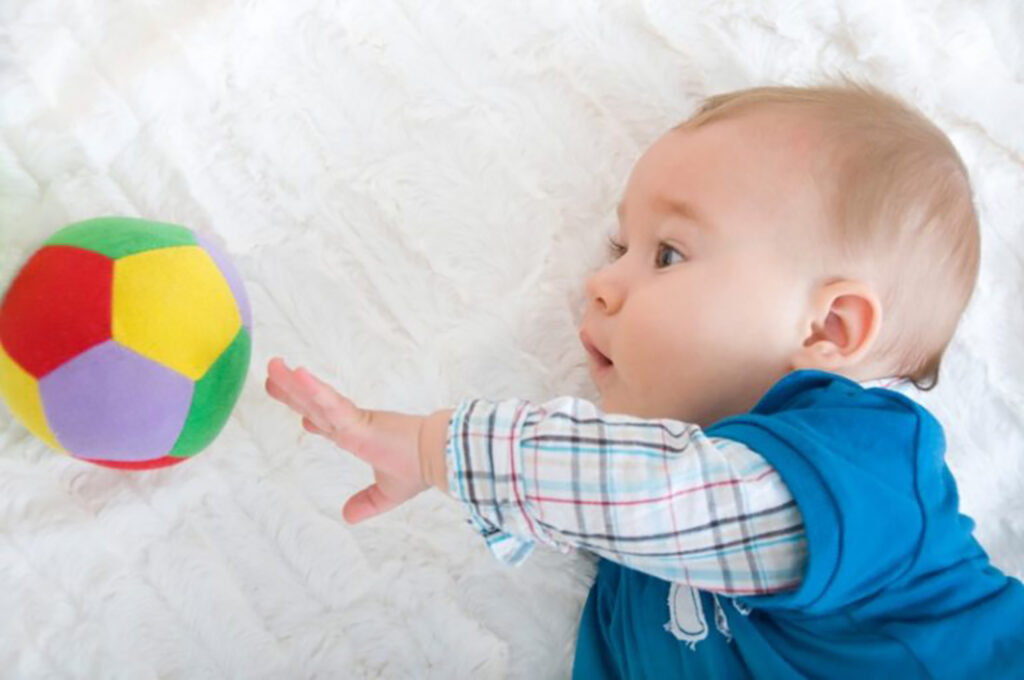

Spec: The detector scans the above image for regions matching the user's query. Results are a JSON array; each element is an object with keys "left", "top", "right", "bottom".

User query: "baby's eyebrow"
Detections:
[{"left": 617, "top": 198, "right": 713, "bottom": 232}]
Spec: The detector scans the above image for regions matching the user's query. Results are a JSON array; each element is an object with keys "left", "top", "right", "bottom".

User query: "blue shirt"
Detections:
[{"left": 573, "top": 370, "right": 1024, "bottom": 678}]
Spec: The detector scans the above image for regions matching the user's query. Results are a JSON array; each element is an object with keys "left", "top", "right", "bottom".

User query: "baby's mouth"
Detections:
[{"left": 580, "top": 331, "right": 613, "bottom": 367}]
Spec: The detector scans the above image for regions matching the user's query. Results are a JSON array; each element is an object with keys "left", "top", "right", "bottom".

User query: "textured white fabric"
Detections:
[{"left": 1, "top": 1, "right": 1022, "bottom": 677}]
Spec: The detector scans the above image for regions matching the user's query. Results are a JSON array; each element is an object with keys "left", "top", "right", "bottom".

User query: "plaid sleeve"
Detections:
[{"left": 445, "top": 396, "right": 807, "bottom": 595}]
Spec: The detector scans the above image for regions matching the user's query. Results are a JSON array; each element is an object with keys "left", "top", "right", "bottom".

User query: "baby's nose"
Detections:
[{"left": 585, "top": 269, "right": 624, "bottom": 315}]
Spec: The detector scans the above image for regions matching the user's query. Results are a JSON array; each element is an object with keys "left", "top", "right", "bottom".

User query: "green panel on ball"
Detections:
[
  {"left": 44, "top": 216, "right": 197, "bottom": 259},
  {"left": 169, "top": 325, "right": 251, "bottom": 458}
]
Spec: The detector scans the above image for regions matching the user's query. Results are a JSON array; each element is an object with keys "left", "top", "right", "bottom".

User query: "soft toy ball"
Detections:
[{"left": 0, "top": 216, "right": 252, "bottom": 470}]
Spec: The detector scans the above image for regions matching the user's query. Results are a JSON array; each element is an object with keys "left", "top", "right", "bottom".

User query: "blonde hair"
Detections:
[{"left": 675, "top": 80, "right": 980, "bottom": 390}]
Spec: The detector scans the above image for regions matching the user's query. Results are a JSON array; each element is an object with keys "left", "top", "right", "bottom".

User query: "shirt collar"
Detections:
[{"left": 858, "top": 376, "right": 916, "bottom": 396}]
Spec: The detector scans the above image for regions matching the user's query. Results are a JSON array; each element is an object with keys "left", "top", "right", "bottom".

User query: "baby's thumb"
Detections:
[{"left": 342, "top": 484, "right": 399, "bottom": 524}]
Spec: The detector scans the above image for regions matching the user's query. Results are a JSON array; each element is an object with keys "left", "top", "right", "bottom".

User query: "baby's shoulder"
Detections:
[{"left": 708, "top": 369, "right": 945, "bottom": 477}]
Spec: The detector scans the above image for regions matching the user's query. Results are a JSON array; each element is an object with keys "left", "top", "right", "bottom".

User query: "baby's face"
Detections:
[{"left": 580, "top": 109, "right": 829, "bottom": 426}]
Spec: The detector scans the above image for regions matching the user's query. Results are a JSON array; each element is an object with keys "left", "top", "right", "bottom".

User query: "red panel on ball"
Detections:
[
  {"left": 79, "top": 455, "right": 188, "bottom": 470},
  {"left": 0, "top": 245, "right": 114, "bottom": 378}
]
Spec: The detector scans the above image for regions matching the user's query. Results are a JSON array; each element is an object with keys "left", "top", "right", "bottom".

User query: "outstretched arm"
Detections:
[{"left": 266, "top": 357, "right": 806, "bottom": 595}]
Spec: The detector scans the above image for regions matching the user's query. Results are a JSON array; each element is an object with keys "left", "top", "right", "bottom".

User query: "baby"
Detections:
[{"left": 265, "top": 82, "right": 1024, "bottom": 677}]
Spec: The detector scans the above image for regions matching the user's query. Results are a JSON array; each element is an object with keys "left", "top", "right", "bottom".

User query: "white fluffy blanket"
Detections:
[{"left": 1, "top": 1, "right": 1022, "bottom": 677}]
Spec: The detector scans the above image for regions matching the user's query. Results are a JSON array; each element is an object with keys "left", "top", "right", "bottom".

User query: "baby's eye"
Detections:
[
  {"left": 605, "top": 236, "right": 686, "bottom": 267},
  {"left": 656, "top": 243, "right": 686, "bottom": 268}
]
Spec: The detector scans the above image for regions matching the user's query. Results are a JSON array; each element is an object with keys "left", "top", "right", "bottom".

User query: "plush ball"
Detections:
[{"left": 0, "top": 216, "right": 252, "bottom": 470}]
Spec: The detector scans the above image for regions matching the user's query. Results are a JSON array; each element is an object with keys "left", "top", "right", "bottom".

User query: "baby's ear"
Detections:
[{"left": 790, "top": 280, "right": 882, "bottom": 372}]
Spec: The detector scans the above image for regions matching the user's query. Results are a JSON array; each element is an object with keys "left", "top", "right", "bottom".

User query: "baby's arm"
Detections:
[
  {"left": 266, "top": 358, "right": 805, "bottom": 595},
  {"left": 427, "top": 396, "right": 807, "bottom": 596}
]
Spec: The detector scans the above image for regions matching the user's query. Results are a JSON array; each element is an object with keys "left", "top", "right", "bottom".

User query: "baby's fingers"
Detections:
[
  {"left": 265, "top": 370, "right": 299, "bottom": 411},
  {"left": 291, "top": 366, "right": 370, "bottom": 445},
  {"left": 266, "top": 358, "right": 342, "bottom": 433},
  {"left": 266, "top": 357, "right": 419, "bottom": 481},
  {"left": 266, "top": 358, "right": 311, "bottom": 413},
  {"left": 302, "top": 417, "right": 327, "bottom": 435}
]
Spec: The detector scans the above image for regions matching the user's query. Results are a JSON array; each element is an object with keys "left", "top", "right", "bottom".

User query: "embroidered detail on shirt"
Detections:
[
  {"left": 665, "top": 583, "right": 708, "bottom": 650},
  {"left": 712, "top": 593, "right": 732, "bottom": 643}
]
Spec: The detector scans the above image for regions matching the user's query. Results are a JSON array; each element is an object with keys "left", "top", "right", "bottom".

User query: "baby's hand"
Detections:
[{"left": 265, "top": 357, "right": 429, "bottom": 524}]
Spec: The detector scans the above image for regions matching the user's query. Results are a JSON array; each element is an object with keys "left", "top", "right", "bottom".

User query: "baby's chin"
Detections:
[{"left": 597, "top": 395, "right": 647, "bottom": 418}]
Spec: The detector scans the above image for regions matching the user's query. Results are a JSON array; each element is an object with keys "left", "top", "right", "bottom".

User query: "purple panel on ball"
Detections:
[
  {"left": 195, "top": 233, "right": 252, "bottom": 332},
  {"left": 39, "top": 340, "right": 194, "bottom": 462}
]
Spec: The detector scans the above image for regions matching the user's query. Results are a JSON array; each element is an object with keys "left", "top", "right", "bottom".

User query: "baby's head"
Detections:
[{"left": 579, "top": 81, "right": 979, "bottom": 426}]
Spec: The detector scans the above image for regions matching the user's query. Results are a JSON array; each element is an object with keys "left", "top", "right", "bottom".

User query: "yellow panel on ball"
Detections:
[
  {"left": 112, "top": 245, "right": 241, "bottom": 381},
  {"left": 0, "top": 342, "right": 63, "bottom": 451}
]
